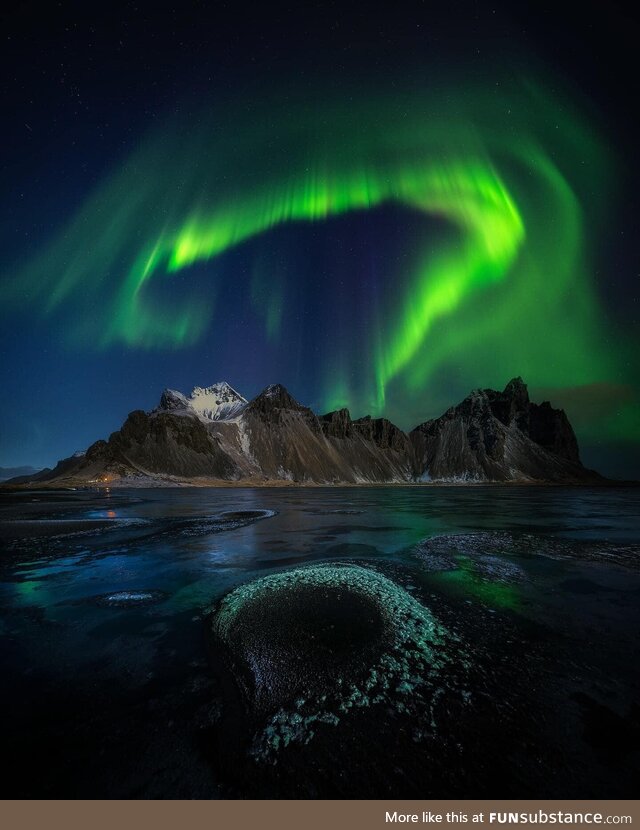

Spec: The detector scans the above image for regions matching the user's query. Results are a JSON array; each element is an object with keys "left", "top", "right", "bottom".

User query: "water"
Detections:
[{"left": 0, "top": 486, "right": 638, "bottom": 797}]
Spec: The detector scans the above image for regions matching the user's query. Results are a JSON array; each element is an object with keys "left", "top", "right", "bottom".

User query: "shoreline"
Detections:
[{"left": 1, "top": 477, "right": 637, "bottom": 491}]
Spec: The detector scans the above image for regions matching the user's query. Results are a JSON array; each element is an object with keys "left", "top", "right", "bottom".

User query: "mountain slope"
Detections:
[
  {"left": 199, "top": 385, "right": 413, "bottom": 483},
  {"left": 4, "top": 377, "right": 604, "bottom": 486},
  {"left": 410, "top": 377, "right": 599, "bottom": 483},
  {"left": 0, "top": 465, "right": 41, "bottom": 482}
]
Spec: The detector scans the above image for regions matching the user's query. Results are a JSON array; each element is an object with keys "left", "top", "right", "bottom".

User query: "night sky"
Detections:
[{"left": 1, "top": 1, "right": 638, "bottom": 477}]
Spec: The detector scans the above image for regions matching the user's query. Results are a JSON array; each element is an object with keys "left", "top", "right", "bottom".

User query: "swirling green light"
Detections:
[
  {"left": 3, "top": 77, "right": 633, "bottom": 438},
  {"left": 112, "top": 158, "right": 524, "bottom": 407}
]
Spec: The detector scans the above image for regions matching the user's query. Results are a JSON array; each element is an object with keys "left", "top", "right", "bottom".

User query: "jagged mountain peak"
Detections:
[
  {"left": 159, "top": 388, "right": 189, "bottom": 410},
  {"left": 352, "top": 414, "right": 409, "bottom": 452},
  {"left": 262, "top": 383, "right": 289, "bottom": 398},
  {"left": 319, "top": 408, "right": 353, "bottom": 439},
  {"left": 503, "top": 376, "right": 528, "bottom": 397},
  {"left": 249, "top": 383, "right": 304, "bottom": 410},
  {"left": 191, "top": 380, "right": 244, "bottom": 399},
  {"left": 498, "top": 377, "right": 531, "bottom": 412},
  {"left": 13, "top": 376, "right": 602, "bottom": 487},
  {"left": 157, "top": 381, "right": 247, "bottom": 422},
  {"left": 411, "top": 376, "right": 587, "bottom": 480}
]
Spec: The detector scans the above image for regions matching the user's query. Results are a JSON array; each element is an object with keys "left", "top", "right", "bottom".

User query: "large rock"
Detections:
[
  {"left": 410, "top": 378, "right": 599, "bottom": 482},
  {"left": 484, "top": 377, "right": 580, "bottom": 463},
  {"left": 209, "top": 564, "right": 448, "bottom": 760}
]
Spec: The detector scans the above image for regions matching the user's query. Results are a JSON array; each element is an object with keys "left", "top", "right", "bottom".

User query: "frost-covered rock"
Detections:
[{"left": 209, "top": 563, "right": 450, "bottom": 760}]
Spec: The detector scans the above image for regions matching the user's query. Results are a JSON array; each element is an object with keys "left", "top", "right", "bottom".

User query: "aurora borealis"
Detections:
[{"left": 1, "top": 3, "right": 638, "bottom": 476}]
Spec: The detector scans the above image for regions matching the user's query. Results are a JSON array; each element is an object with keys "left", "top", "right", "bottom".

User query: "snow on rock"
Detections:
[
  {"left": 156, "top": 381, "right": 247, "bottom": 422},
  {"left": 190, "top": 382, "right": 248, "bottom": 420}
]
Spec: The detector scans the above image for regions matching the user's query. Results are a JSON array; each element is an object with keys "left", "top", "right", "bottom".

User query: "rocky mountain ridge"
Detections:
[{"left": 8, "top": 377, "right": 603, "bottom": 486}]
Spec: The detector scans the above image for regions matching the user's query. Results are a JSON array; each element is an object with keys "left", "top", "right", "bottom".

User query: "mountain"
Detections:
[
  {"left": 410, "top": 377, "right": 594, "bottom": 482},
  {"left": 0, "top": 465, "right": 42, "bottom": 482},
  {"left": 4, "top": 378, "right": 604, "bottom": 486},
  {"left": 228, "top": 384, "right": 413, "bottom": 482}
]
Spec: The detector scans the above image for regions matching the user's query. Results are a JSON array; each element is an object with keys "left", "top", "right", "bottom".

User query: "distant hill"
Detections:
[{"left": 0, "top": 465, "right": 43, "bottom": 482}]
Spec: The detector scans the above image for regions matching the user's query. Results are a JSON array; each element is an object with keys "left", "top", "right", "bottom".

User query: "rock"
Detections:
[
  {"left": 87, "top": 409, "right": 240, "bottom": 479},
  {"left": 410, "top": 377, "right": 600, "bottom": 482},
  {"left": 319, "top": 408, "right": 354, "bottom": 439},
  {"left": 158, "top": 388, "right": 191, "bottom": 414},
  {"left": 352, "top": 415, "right": 411, "bottom": 453},
  {"left": 209, "top": 564, "right": 448, "bottom": 760},
  {"left": 244, "top": 383, "right": 318, "bottom": 426}
]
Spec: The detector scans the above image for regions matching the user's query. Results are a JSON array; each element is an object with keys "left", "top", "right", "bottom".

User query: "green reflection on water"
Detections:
[{"left": 429, "top": 555, "right": 520, "bottom": 610}]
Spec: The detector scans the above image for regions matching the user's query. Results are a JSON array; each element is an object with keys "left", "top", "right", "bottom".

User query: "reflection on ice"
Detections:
[
  {"left": 415, "top": 531, "right": 640, "bottom": 571},
  {"left": 0, "top": 486, "right": 638, "bottom": 798}
]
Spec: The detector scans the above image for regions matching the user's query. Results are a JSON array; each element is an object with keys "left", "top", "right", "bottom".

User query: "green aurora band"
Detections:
[{"left": 4, "top": 78, "right": 637, "bottom": 440}]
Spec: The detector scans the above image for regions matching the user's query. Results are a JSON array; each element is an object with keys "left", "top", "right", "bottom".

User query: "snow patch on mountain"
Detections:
[{"left": 236, "top": 420, "right": 254, "bottom": 459}]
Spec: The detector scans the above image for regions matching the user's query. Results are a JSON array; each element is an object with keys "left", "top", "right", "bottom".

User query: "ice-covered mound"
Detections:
[
  {"left": 167, "top": 508, "right": 276, "bottom": 537},
  {"left": 209, "top": 563, "right": 449, "bottom": 760},
  {"left": 96, "top": 590, "right": 166, "bottom": 607},
  {"left": 415, "top": 534, "right": 526, "bottom": 584},
  {"left": 218, "top": 510, "right": 276, "bottom": 522},
  {"left": 415, "top": 532, "right": 640, "bottom": 573},
  {"left": 0, "top": 516, "right": 151, "bottom": 541}
]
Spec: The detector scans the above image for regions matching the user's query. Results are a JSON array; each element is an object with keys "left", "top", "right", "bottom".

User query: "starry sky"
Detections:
[{"left": 1, "top": 1, "right": 638, "bottom": 477}]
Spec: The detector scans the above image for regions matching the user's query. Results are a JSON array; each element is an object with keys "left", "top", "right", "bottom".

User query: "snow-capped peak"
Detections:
[
  {"left": 189, "top": 382, "right": 247, "bottom": 420},
  {"left": 156, "top": 381, "right": 247, "bottom": 422}
]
